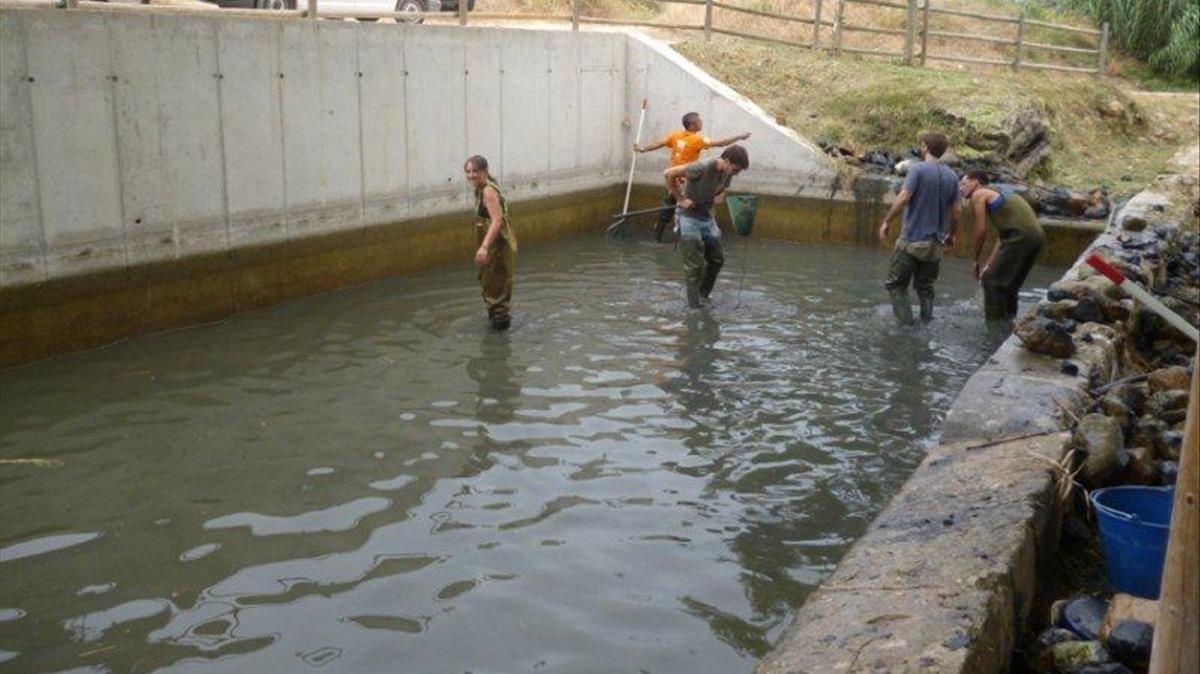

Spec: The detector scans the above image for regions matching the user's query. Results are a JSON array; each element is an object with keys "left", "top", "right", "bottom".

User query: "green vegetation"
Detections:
[
  {"left": 677, "top": 38, "right": 1190, "bottom": 194},
  {"left": 1047, "top": 0, "right": 1200, "bottom": 81}
]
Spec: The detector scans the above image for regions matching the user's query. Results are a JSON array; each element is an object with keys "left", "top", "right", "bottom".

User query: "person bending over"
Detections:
[
  {"left": 878, "top": 132, "right": 960, "bottom": 325},
  {"left": 960, "top": 170, "right": 1045, "bottom": 320},
  {"left": 664, "top": 145, "right": 749, "bottom": 309},
  {"left": 464, "top": 155, "right": 518, "bottom": 331},
  {"left": 636, "top": 112, "right": 751, "bottom": 241}
]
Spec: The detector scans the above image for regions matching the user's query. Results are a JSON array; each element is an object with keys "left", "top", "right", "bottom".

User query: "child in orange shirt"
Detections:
[{"left": 635, "top": 112, "right": 750, "bottom": 241}]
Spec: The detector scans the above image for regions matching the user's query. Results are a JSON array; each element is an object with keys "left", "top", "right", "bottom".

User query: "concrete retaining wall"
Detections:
[{"left": 0, "top": 8, "right": 630, "bottom": 287}]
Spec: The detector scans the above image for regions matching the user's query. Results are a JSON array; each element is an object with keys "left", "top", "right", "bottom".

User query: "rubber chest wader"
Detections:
[
  {"left": 885, "top": 239, "right": 943, "bottom": 325},
  {"left": 476, "top": 179, "right": 518, "bottom": 329},
  {"left": 983, "top": 195, "right": 1044, "bottom": 320}
]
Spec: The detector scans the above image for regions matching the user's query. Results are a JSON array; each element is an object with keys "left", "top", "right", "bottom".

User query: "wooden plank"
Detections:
[
  {"left": 904, "top": 0, "right": 916, "bottom": 65},
  {"left": 704, "top": 0, "right": 713, "bottom": 41},
  {"left": 1023, "top": 40, "right": 1099, "bottom": 55},
  {"left": 919, "top": 0, "right": 930, "bottom": 66},
  {"left": 710, "top": 2, "right": 817, "bottom": 25},
  {"left": 925, "top": 29, "right": 1017, "bottom": 46},
  {"left": 1098, "top": 22, "right": 1109, "bottom": 75},
  {"left": 1025, "top": 18, "right": 1100, "bottom": 36},
  {"left": 308, "top": 0, "right": 316, "bottom": 20},
  {"left": 446, "top": 12, "right": 571, "bottom": 19},
  {"left": 844, "top": 0, "right": 907, "bottom": 10},
  {"left": 843, "top": 23, "right": 906, "bottom": 36},
  {"left": 578, "top": 16, "right": 703, "bottom": 29},
  {"left": 925, "top": 53, "right": 1013, "bottom": 67},
  {"left": 833, "top": 0, "right": 845, "bottom": 54},
  {"left": 927, "top": 6, "right": 1019, "bottom": 24},
  {"left": 572, "top": 0, "right": 579, "bottom": 31},
  {"left": 1149, "top": 347, "right": 1200, "bottom": 674},
  {"left": 1018, "top": 60, "right": 1099, "bottom": 73},
  {"left": 658, "top": 0, "right": 708, "bottom": 5},
  {"left": 812, "top": 0, "right": 823, "bottom": 50},
  {"left": 1013, "top": 8, "right": 1026, "bottom": 70},
  {"left": 840, "top": 45, "right": 905, "bottom": 58},
  {"left": 710, "top": 26, "right": 811, "bottom": 48}
]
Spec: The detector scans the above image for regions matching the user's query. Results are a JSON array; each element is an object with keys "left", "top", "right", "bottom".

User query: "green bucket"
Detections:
[{"left": 726, "top": 195, "right": 758, "bottom": 236}]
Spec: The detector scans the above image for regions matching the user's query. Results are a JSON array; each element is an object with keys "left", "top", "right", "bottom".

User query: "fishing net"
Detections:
[{"left": 725, "top": 195, "right": 758, "bottom": 237}]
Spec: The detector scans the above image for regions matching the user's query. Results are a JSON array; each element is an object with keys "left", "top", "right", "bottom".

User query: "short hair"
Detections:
[
  {"left": 464, "top": 155, "right": 489, "bottom": 173},
  {"left": 682, "top": 112, "right": 701, "bottom": 130},
  {"left": 964, "top": 170, "right": 991, "bottom": 185},
  {"left": 919, "top": 132, "right": 950, "bottom": 159},
  {"left": 721, "top": 145, "right": 749, "bottom": 169}
]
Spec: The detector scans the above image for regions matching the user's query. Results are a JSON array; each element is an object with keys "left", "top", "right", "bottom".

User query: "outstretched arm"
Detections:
[
  {"left": 709, "top": 132, "right": 751, "bottom": 148},
  {"left": 878, "top": 190, "right": 912, "bottom": 241},
  {"left": 635, "top": 140, "right": 668, "bottom": 153},
  {"left": 474, "top": 187, "right": 504, "bottom": 268}
]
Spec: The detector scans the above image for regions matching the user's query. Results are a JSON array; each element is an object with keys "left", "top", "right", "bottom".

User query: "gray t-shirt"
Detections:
[
  {"left": 901, "top": 161, "right": 959, "bottom": 242},
  {"left": 678, "top": 158, "right": 732, "bottom": 219}
]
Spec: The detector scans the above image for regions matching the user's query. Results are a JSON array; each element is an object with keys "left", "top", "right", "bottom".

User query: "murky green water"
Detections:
[{"left": 0, "top": 235, "right": 1063, "bottom": 674}]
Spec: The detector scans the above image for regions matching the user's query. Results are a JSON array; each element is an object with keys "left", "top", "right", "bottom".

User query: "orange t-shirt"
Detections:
[{"left": 662, "top": 130, "right": 712, "bottom": 167}]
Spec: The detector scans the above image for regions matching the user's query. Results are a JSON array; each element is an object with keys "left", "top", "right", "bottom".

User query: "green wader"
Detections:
[
  {"left": 884, "top": 239, "right": 942, "bottom": 325},
  {"left": 982, "top": 194, "right": 1044, "bottom": 321},
  {"left": 679, "top": 235, "right": 724, "bottom": 308},
  {"left": 475, "top": 180, "right": 518, "bottom": 329}
]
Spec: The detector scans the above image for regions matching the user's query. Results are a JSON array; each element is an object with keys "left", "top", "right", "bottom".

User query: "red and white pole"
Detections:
[{"left": 1086, "top": 254, "right": 1199, "bottom": 342}]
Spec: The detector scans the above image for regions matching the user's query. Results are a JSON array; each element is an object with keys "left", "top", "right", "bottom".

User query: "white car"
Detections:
[{"left": 208, "top": 0, "right": 474, "bottom": 22}]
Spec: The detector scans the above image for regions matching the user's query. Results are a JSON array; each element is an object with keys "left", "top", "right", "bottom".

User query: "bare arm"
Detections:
[
  {"left": 878, "top": 189, "right": 912, "bottom": 241},
  {"left": 708, "top": 132, "right": 751, "bottom": 148},
  {"left": 635, "top": 140, "right": 668, "bottom": 153},
  {"left": 946, "top": 198, "right": 961, "bottom": 248},
  {"left": 970, "top": 193, "right": 989, "bottom": 280},
  {"left": 664, "top": 165, "right": 693, "bottom": 209},
  {"left": 474, "top": 187, "right": 504, "bottom": 267}
]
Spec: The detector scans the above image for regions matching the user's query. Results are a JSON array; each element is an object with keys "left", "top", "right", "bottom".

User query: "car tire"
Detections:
[
  {"left": 395, "top": 0, "right": 427, "bottom": 23},
  {"left": 255, "top": 0, "right": 295, "bottom": 9}
]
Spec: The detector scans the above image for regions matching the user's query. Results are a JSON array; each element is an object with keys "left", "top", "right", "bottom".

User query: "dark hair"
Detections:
[
  {"left": 964, "top": 170, "right": 991, "bottom": 185},
  {"left": 919, "top": 132, "right": 950, "bottom": 159},
  {"left": 682, "top": 112, "right": 701, "bottom": 130},
  {"left": 464, "top": 155, "right": 489, "bottom": 173},
  {"left": 721, "top": 145, "right": 749, "bottom": 169}
]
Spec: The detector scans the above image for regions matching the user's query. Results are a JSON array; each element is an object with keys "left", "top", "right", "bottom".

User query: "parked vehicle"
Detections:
[{"left": 206, "top": 0, "right": 474, "bottom": 21}]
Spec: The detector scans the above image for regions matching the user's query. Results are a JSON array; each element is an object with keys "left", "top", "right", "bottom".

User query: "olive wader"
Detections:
[
  {"left": 982, "top": 194, "right": 1044, "bottom": 320},
  {"left": 677, "top": 214, "right": 724, "bottom": 309},
  {"left": 475, "top": 179, "right": 518, "bottom": 330},
  {"left": 885, "top": 239, "right": 942, "bottom": 325}
]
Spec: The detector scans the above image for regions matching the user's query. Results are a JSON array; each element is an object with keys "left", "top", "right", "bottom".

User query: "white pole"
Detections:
[
  {"left": 620, "top": 98, "right": 648, "bottom": 219},
  {"left": 1087, "top": 255, "right": 1199, "bottom": 342}
]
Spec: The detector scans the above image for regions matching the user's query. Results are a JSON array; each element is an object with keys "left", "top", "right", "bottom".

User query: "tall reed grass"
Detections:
[{"left": 1051, "top": 0, "right": 1199, "bottom": 79}]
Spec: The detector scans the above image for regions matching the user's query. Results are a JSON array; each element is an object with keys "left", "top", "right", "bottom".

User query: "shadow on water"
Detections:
[{"left": 0, "top": 235, "right": 1065, "bottom": 674}]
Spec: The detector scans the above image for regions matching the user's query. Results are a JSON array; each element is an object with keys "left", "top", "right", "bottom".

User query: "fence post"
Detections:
[
  {"left": 1013, "top": 7, "right": 1026, "bottom": 71},
  {"left": 919, "top": 0, "right": 930, "bottom": 66},
  {"left": 1097, "top": 21, "right": 1109, "bottom": 75},
  {"left": 704, "top": 0, "right": 714, "bottom": 41},
  {"left": 903, "top": 0, "right": 917, "bottom": 64},
  {"left": 307, "top": 0, "right": 317, "bottom": 19},
  {"left": 833, "top": 0, "right": 845, "bottom": 55},
  {"left": 458, "top": 0, "right": 467, "bottom": 25},
  {"left": 572, "top": 0, "right": 579, "bottom": 31},
  {"left": 812, "top": 0, "right": 823, "bottom": 50}
]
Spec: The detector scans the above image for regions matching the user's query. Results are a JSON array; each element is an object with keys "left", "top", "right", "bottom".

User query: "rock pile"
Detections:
[{"left": 1029, "top": 594, "right": 1157, "bottom": 674}]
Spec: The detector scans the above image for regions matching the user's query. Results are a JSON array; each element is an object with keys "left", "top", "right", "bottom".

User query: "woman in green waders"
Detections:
[
  {"left": 960, "top": 170, "right": 1045, "bottom": 320},
  {"left": 464, "top": 155, "right": 517, "bottom": 330}
]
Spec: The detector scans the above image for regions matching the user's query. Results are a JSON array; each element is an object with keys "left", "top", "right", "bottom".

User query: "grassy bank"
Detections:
[{"left": 676, "top": 38, "right": 1193, "bottom": 194}]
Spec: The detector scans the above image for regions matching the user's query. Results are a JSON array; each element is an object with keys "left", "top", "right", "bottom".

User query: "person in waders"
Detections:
[
  {"left": 664, "top": 145, "right": 749, "bottom": 309},
  {"left": 635, "top": 112, "right": 751, "bottom": 241},
  {"left": 959, "top": 170, "right": 1045, "bottom": 320},
  {"left": 465, "top": 155, "right": 517, "bottom": 331},
  {"left": 878, "top": 132, "right": 960, "bottom": 325}
]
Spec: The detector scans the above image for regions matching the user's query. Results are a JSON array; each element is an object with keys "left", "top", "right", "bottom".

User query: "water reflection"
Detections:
[{"left": 0, "top": 237, "right": 1065, "bottom": 674}]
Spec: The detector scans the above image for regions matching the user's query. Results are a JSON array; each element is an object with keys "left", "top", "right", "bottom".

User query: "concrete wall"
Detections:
[{"left": 0, "top": 8, "right": 628, "bottom": 287}]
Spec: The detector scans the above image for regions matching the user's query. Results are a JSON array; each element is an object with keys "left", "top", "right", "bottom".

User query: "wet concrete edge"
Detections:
[{"left": 755, "top": 144, "right": 1200, "bottom": 674}]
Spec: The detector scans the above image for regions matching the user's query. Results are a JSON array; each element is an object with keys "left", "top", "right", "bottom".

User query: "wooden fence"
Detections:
[{"left": 43, "top": 0, "right": 1109, "bottom": 75}]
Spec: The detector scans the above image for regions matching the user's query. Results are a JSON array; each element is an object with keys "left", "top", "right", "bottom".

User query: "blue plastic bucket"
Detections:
[{"left": 1091, "top": 486, "right": 1174, "bottom": 599}]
